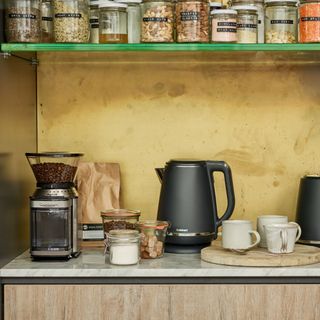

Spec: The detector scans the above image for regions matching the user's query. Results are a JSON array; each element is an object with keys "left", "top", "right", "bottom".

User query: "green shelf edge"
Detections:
[{"left": 2, "top": 43, "right": 320, "bottom": 52}]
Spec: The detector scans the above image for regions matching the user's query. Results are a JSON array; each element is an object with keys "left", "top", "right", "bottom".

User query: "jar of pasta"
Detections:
[
  {"left": 299, "top": 0, "right": 320, "bottom": 43},
  {"left": 176, "top": 0, "right": 210, "bottom": 42},
  {"left": 265, "top": 0, "right": 298, "bottom": 43},
  {"left": 231, "top": 4, "right": 258, "bottom": 43},
  {"left": 53, "top": 0, "right": 90, "bottom": 43},
  {"left": 5, "top": 0, "right": 41, "bottom": 42},
  {"left": 141, "top": 0, "right": 174, "bottom": 42}
]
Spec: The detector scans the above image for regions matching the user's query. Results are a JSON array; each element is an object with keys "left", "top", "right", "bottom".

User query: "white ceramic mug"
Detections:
[
  {"left": 264, "top": 222, "right": 302, "bottom": 254},
  {"left": 257, "top": 215, "right": 288, "bottom": 248},
  {"left": 221, "top": 220, "right": 260, "bottom": 250}
]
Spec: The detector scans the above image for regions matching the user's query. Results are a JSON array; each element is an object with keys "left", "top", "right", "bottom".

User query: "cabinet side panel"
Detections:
[{"left": 0, "top": 54, "right": 37, "bottom": 267}]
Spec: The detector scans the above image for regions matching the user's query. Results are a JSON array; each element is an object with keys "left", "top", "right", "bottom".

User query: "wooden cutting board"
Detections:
[{"left": 201, "top": 242, "right": 320, "bottom": 267}]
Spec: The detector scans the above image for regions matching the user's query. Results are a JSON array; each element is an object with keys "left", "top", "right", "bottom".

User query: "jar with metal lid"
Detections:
[
  {"left": 107, "top": 230, "right": 140, "bottom": 265},
  {"left": 41, "top": 0, "right": 53, "bottom": 42},
  {"left": 53, "top": 0, "right": 90, "bottom": 43},
  {"left": 5, "top": 0, "right": 41, "bottom": 43},
  {"left": 176, "top": 0, "right": 210, "bottom": 42},
  {"left": 299, "top": 0, "right": 320, "bottom": 43},
  {"left": 211, "top": 9, "right": 237, "bottom": 42},
  {"left": 99, "top": 1, "right": 128, "bottom": 43},
  {"left": 115, "top": 0, "right": 141, "bottom": 43},
  {"left": 231, "top": 0, "right": 264, "bottom": 43},
  {"left": 231, "top": 5, "right": 258, "bottom": 43},
  {"left": 89, "top": 0, "right": 99, "bottom": 43},
  {"left": 141, "top": 0, "right": 174, "bottom": 42},
  {"left": 265, "top": 0, "right": 298, "bottom": 43}
]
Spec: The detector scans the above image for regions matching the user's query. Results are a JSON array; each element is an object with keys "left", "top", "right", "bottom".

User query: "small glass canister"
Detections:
[
  {"left": 89, "top": 0, "right": 99, "bottom": 43},
  {"left": 5, "top": 0, "right": 41, "bottom": 43},
  {"left": 53, "top": 0, "right": 90, "bottom": 43},
  {"left": 115, "top": 0, "right": 142, "bottom": 43},
  {"left": 231, "top": 0, "right": 264, "bottom": 43},
  {"left": 99, "top": 1, "right": 128, "bottom": 43},
  {"left": 176, "top": 0, "right": 210, "bottom": 43},
  {"left": 108, "top": 230, "right": 140, "bottom": 265},
  {"left": 137, "top": 220, "right": 169, "bottom": 259},
  {"left": 299, "top": 0, "right": 320, "bottom": 43},
  {"left": 141, "top": 0, "right": 174, "bottom": 42},
  {"left": 211, "top": 9, "right": 237, "bottom": 42},
  {"left": 231, "top": 4, "right": 258, "bottom": 43},
  {"left": 41, "top": 0, "right": 53, "bottom": 42},
  {"left": 265, "top": 0, "right": 298, "bottom": 43}
]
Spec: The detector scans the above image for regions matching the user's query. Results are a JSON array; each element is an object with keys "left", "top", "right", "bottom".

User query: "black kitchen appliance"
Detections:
[
  {"left": 296, "top": 175, "right": 320, "bottom": 246},
  {"left": 26, "top": 152, "right": 83, "bottom": 259},
  {"left": 156, "top": 160, "right": 235, "bottom": 253}
]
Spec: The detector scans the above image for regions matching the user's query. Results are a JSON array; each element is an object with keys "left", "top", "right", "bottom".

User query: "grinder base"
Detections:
[{"left": 164, "top": 243, "right": 210, "bottom": 254}]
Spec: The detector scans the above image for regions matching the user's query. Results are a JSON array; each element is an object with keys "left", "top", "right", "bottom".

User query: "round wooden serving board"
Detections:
[{"left": 201, "top": 242, "right": 320, "bottom": 267}]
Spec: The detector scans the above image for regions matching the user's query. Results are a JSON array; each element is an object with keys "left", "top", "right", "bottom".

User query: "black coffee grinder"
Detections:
[{"left": 26, "top": 152, "right": 83, "bottom": 259}]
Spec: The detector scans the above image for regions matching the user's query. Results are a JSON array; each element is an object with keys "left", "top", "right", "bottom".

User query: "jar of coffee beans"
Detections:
[
  {"left": 53, "top": 0, "right": 90, "bottom": 43},
  {"left": 5, "top": 0, "right": 41, "bottom": 43}
]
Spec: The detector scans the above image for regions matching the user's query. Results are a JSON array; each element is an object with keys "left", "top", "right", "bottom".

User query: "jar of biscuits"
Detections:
[
  {"left": 176, "top": 0, "right": 210, "bottom": 43},
  {"left": 141, "top": 0, "right": 174, "bottom": 42},
  {"left": 137, "top": 220, "right": 169, "bottom": 259}
]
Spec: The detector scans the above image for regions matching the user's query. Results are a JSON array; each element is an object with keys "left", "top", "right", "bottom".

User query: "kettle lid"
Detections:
[{"left": 168, "top": 159, "right": 207, "bottom": 166}]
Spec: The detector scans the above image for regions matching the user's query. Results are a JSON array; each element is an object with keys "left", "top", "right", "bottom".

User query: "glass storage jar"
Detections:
[
  {"left": 115, "top": 0, "right": 142, "bottom": 43},
  {"left": 107, "top": 230, "right": 140, "bottom": 265},
  {"left": 99, "top": 1, "right": 128, "bottom": 43},
  {"left": 231, "top": 0, "right": 264, "bottom": 43},
  {"left": 265, "top": 0, "right": 298, "bottom": 43},
  {"left": 231, "top": 4, "right": 258, "bottom": 43},
  {"left": 211, "top": 9, "right": 237, "bottom": 42},
  {"left": 299, "top": 0, "right": 320, "bottom": 43},
  {"left": 53, "top": 0, "right": 90, "bottom": 43},
  {"left": 41, "top": 0, "right": 53, "bottom": 42},
  {"left": 5, "top": 0, "right": 41, "bottom": 43},
  {"left": 89, "top": 0, "right": 99, "bottom": 43},
  {"left": 137, "top": 220, "right": 169, "bottom": 259},
  {"left": 141, "top": 0, "right": 174, "bottom": 42},
  {"left": 0, "top": 1, "right": 5, "bottom": 42},
  {"left": 176, "top": 0, "right": 210, "bottom": 42}
]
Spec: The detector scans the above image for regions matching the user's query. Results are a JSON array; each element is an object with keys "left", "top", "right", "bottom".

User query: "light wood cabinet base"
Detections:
[{"left": 4, "top": 284, "right": 320, "bottom": 320}]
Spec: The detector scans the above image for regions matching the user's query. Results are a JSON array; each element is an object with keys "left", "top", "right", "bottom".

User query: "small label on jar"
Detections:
[
  {"left": 217, "top": 28, "right": 237, "bottom": 33},
  {"left": 90, "top": 18, "right": 99, "bottom": 28},
  {"left": 301, "top": 17, "right": 320, "bottom": 21},
  {"left": 180, "top": 11, "right": 200, "bottom": 21},
  {"left": 218, "top": 22, "right": 237, "bottom": 27},
  {"left": 55, "top": 13, "right": 82, "bottom": 19},
  {"left": 237, "top": 23, "right": 257, "bottom": 29},
  {"left": 143, "top": 17, "right": 168, "bottom": 22},
  {"left": 8, "top": 13, "right": 37, "bottom": 19},
  {"left": 42, "top": 16, "right": 53, "bottom": 22},
  {"left": 271, "top": 19, "right": 293, "bottom": 24}
]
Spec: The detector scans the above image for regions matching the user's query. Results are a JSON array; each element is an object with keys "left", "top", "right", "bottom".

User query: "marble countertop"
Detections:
[{"left": 2, "top": 249, "right": 320, "bottom": 278}]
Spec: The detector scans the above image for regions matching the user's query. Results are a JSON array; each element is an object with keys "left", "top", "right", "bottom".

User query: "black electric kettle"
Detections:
[{"left": 156, "top": 160, "right": 235, "bottom": 253}]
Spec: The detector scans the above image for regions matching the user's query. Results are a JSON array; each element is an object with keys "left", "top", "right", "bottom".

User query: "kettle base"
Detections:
[{"left": 165, "top": 243, "right": 210, "bottom": 254}]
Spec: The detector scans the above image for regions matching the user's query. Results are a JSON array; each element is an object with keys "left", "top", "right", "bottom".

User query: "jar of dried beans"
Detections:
[
  {"left": 231, "top": 5, "right": 258, "bottom": 43},
  {"left": 176, "top": 0, "right": 210, "bottom": 42},
  {"left": 99, "top": 1, "right": 128, "bottom": 43},
  {"left": 5, "top": 0, "right": 41, "bottom": 43},
  {"left": 211, "top": 9, "right": 237, "bottom": 43},
  {"left": 53, "top": 0, "right": 90, "bottom": 43},
  {"left": 141, "top": 0, "right": 174, "bottom": 42},
  {"left": 299, "top": 0, "right": 320, "bottom": 43},
  {"left": 265, "top": 0, "right": 298, "bottom": 43}
]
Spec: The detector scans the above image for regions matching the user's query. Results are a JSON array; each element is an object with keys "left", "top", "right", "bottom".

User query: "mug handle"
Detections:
[
  {"left": 289, "top": 222, "right": 302, "bottom": 242},
  {"left": 246, "top": 231, "right": 261, "bottom": 250}
]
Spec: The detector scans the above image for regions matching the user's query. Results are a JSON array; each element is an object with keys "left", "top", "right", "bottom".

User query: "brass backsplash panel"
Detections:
[{"left": 37, "top": 52, "right": 320, "bottom": 222}]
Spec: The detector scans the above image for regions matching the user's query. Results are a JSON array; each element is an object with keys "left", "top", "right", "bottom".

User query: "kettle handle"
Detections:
[{"left": 206, "top": 161, "right": 235, "bottom": 228}]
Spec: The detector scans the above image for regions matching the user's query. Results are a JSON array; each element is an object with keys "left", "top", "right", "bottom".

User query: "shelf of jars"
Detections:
[{"left": 2, "top": 43, "right": 320, "bottom": 52}]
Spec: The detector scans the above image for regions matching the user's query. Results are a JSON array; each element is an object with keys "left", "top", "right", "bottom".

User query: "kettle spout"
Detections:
[{"left": 155, "top": 168, "right": 164, "bottom": 183}]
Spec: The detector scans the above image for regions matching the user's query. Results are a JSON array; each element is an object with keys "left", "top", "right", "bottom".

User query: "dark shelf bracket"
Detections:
[{"left": 0, "top": 52, "right": 38, "bottom": 66}]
